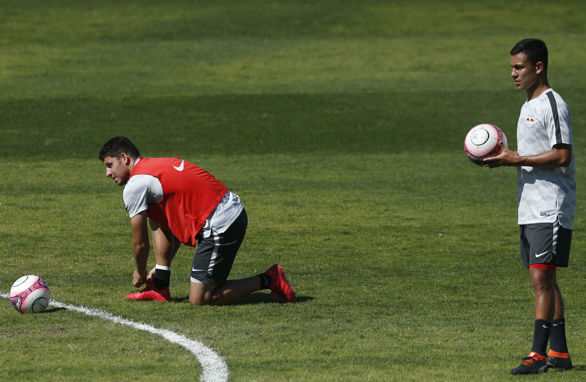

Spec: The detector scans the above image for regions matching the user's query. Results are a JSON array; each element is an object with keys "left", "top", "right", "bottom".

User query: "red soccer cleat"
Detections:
[
  {"left": 265, "top": 264, "right": 296, "bottom": 303},
  {"left": 127, "top": 282, "right": 171, "bottom": 302}
]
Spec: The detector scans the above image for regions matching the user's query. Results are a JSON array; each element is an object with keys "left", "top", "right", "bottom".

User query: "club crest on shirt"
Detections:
[{"left": 525, "top": 113, "right": 536, "bottom": 128}]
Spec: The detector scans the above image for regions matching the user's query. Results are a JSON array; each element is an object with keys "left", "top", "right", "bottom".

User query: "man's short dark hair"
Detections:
[
  {"left": 99, "top": 136, "right": 141, "bottom": 161},
  {"left": 510, "top": 38, "right": 548, "bottom": 73}
]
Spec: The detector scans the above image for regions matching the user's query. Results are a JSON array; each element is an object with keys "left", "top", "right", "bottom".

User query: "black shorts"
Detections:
[
  {"left": 520, "top": 221, "right": 572, "bottom": 268},
  {"left": 190, "top": 208, "right": 248, "bottom": 284}
]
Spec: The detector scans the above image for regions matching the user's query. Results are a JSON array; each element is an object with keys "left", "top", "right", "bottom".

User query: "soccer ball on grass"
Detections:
[
  {"left": 10, "top": 275, "right": 51, "bottom": 314},
  {"left": 464, "top": 124, "right": 508, "bottom": 166}
]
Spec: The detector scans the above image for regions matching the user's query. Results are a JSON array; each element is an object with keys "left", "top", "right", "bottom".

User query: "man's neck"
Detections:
[
  {"left": 128, "top": 156, "right": 140, "bottom": 174},
  {"left": 527, "top": 80, "right": 550, "bottom": 101}
]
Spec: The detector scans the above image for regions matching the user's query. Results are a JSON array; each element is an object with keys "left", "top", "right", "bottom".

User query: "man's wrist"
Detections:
[{"left": 514, "top": 155, "right": 526, "bottom": 166}]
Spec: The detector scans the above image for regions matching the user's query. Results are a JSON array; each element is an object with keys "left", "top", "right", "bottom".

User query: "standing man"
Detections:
[
  {"left": 99, "top": 136, "right": 296, "bottom": 305},
  {"left": 485, "top": 39, "right": 575, "bottom": 374}
]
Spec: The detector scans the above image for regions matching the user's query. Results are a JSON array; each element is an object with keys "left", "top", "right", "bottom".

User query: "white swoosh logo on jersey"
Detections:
[
  {"left": 173, "top": 160, "right": 185, "bottom": 171},
  {"left": 534, "top": 251, "right": 548, "bottom": 258}
]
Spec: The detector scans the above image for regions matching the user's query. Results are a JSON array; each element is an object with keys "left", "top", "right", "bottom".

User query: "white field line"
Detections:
[{"left": 1, "top": 292, "right": 228, "bottom": 382}]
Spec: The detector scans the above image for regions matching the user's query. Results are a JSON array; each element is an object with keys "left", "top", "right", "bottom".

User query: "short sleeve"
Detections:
[
  {"left": 544, "top": 92, "right": 573, "bottom": 147},
  {"left": 123, "top": 175, "right": 163, "bottom": 218}
]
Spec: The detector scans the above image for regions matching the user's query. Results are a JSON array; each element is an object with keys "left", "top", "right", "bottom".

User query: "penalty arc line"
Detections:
[{"left": 0, "top": 292, "right": 228, "bottom": 382}]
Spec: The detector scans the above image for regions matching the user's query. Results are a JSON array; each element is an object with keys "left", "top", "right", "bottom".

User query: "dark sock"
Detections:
[
  {"left": 258, "top": 273, "right": 272, "bottom": 289},
  {"left": 153, "top": 269, "right": 171, "bottom": 291},
  {"left": 531, "top": 319, "right": 551, "bottom": 356},
  {"left": 549, "top": 318, "right": 569, "bottom": 353}
]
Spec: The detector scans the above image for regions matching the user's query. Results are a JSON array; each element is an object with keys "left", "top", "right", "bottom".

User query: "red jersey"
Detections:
[{"left": 130, "top": 157, "right": 228, "bottom": 247}]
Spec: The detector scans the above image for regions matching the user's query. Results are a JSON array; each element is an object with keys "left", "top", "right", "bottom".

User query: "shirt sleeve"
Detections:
[
  {"left": 123, "top": 175, "right": 164, "bottom": 218},
  {"left": 557, "top": 102, "right": 573, "bottom": 145},
  {"left": 544, "top": 93, "right": 573, "bottom": 147}
]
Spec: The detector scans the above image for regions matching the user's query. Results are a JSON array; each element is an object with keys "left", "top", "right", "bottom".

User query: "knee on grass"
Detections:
[{"left": 189, "top": 284, "right": 227, "bottom": 306}]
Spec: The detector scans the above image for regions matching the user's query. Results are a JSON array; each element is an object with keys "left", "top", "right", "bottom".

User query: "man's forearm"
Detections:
[
  {"left": 516, "top": 148, "right": 572, "bottom": 167},
  {"left": 133, "top": 241, "right": 150, "bottom": 272}
]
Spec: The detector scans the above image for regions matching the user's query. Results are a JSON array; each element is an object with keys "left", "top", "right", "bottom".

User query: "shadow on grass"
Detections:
[
  {"left": 550, "top": 365, "right": 586, "bottom": 373},
  {"left": 42, "top": 307, "right": 67, "bottom": 314},
  {"left": 232, "top": 293, "right": 313, "bottom": 305},
  {"left": 170, "top": 293, "right": 313, "bottom": 305}
]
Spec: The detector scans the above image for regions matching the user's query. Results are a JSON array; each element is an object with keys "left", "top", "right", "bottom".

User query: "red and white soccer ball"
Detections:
[
  {"left": 464, "top": 124, "right": 508, "bottom": 166},
  {"left": 10, "top": 275, "right": 51, "bottom": 314}
]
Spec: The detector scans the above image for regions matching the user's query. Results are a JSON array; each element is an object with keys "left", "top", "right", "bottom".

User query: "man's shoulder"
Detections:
[
  {"left": 526, "top": 90, "right": 569, "bottom": 124},
  {"left": 537, "top": 89, "right": 569, "bottom": 109},
  {"left": 124, "top": 174, "right": 157, "bottom": 196},
  {"left": 123, "top": 176, "right": 143, "bottom": 198}
]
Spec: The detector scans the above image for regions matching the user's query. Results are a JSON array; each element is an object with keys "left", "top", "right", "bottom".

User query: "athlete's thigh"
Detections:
[
  {"left": 521, "top": 223, "right": 554, "bottom": 267},
  {"left": 190, "top": 210, "right": 247, "bottom": 284}
]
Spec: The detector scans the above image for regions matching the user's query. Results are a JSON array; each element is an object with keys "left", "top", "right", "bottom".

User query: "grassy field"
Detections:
[{"left": 2, "top": 0, "right": 586, "bottom": 381}]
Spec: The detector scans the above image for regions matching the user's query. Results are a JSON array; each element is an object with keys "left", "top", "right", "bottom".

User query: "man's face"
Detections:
[
  {"left": 510, "top": 53, "right": 540, "bottom": 92},
  {"left": 103, "top": 155, "right": 131, "bottom": 186}
]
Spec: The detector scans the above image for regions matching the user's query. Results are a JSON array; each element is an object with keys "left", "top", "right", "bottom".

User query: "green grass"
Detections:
[{"left": 2, "top": 0, "right": 586, "bottom": 381}]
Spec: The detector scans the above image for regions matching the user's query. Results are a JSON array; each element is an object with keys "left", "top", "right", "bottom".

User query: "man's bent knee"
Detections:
[{"left": 189, "top": 282, "right": 218, "bottom": 306}]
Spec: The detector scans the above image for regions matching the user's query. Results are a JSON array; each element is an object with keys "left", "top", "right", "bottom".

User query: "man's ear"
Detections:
[
  {"left": 535, "top": 61, "right": 545, "bottom": 75},
  {"left": 120, "top": 152, "right": 131, "bottom": 165}
]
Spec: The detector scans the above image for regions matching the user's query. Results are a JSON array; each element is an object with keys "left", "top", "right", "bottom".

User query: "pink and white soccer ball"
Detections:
[
  {"left": 10, "top": 275, "right": 51, "bottom": 314},
  {"left": 464, "top": 124, "right": 508, "bottom": 166}
]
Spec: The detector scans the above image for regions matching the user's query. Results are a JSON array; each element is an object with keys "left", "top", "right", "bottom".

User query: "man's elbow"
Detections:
[
  {"left": 559, "top": 157, "right": 572, "bottom": 167},
  {"left": 558, "top": 150, "right": 573, "bottom": 167},
  {"left": 133, "top": 241, "right": 149, "bottom": 253},
  {"left": 553, "top": 145, "right": 572, "bottom": 167}
]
